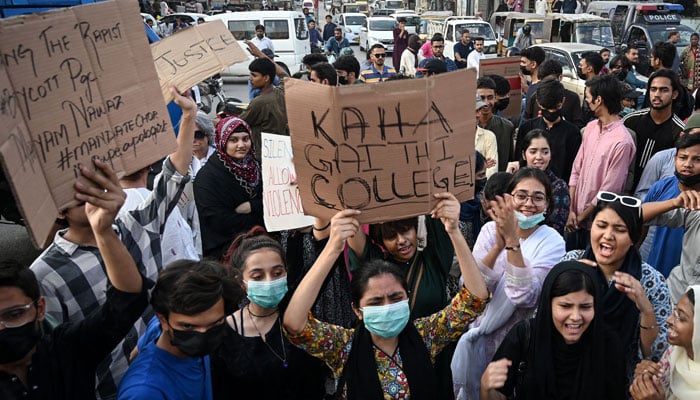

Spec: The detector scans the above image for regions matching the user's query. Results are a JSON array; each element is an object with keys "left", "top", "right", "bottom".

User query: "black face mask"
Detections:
[
  {"left": 541, "top": 109, "right": 561, "bottom": 122},
  {"left": 520, "top": 65, "right": 531, "bottom": 76},
  {"left": 495, "top": 97, "right": 510, "bottom": 111},
  {"left": 675, "top": 170, "right": 700, "bottom": 188},
  {"left": 338, "top": 76, "right": 349, "bottom": 85},
  {"left": 169, "top": 323, "right": 226, "bottom": 358},
  {"left": 616, "top": 70, "right": 628, "bottom": 81},
  {"left": 475, "top": 178, "right": 487, "bottom": 193},
  {"left": 0, "top": 320, "right": 41, "bottom": 364},
  {"left": 577, "top": 67, "right": 587, "bottom": 81}
]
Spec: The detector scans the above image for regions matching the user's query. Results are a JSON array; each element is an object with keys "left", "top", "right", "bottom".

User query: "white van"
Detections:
[{"left": 206, "top": 11, "right": 310, "bottom": 78}]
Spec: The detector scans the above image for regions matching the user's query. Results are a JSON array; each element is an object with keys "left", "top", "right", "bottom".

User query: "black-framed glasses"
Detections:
[
  {"left": 597, "top": 191, "right": 641, "bottom": 208},
  {"left": 511, "top": 191, "right": 547, "bottom": 206},
  {"left": 0, "top": 300, "right": 37, "bottom": 328},
  {"left": 373, "top": 53, "right": 386, "bottom": 58}
]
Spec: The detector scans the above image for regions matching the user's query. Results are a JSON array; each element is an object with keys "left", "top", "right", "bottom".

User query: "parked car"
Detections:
[
  {"left": 543, "top": 13, "right": 615, "bottom": 49},
  {"left": 533, "top": 42, "right": 604, "bottom": 103},
  {"left": 158, "top": 12, "right": 207, "bottom": 37},
  {"left": 360, "top": 16, "right": 396, "bottom": 52},
  {"left": 391, "top": 11, "right": 419, "bottom": 34},
  {"left": 427, "top": 16, "right": 498, "bottom": 59},
  {"left": 333, "top": 12, "right": 367, "bottom": 44}
]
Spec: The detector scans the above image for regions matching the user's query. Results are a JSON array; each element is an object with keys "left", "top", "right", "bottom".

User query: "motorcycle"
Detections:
[{"left": 195, "top": 75, "right": 241, "bottom": 115}]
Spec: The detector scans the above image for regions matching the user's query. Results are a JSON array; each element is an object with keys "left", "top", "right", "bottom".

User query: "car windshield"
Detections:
[
  {"left": 647, "top": 24, "right": 694, "bottom": 47},
  {"left": 370, "top": 20, "right": 396, "bottom": 30},
  {"left": 385, "top": 0, "right": 402, "bottom": 8},
  {"left": 400, "top": 16, "right": 421, "bottom": 26},
  {"left": 574, "top": 23, "right": 614, "bottom": 47},
  {"left": 454, "top": 23, "right": 496, "bottom": 40},
  {"left": 513, "top": 21, "right": 544, "bottom": 39},
  {"left": 346, "top": 16, "right": 366, "bottom": 25}
]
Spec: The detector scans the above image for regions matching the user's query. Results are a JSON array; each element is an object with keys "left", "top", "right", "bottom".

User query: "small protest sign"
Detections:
[
  {"left": 285, "top": 69, "right": 477, "bottom": 224},
  {"left": 151, "top": 21, "right": 248, "bottom": 103},
  {"left": 0, "top": 0, "right": 176, "bottom": 247},
  {"left": 261, "top": 132, "right": 315, "bottom": 231},
  {"left": 479, "top": 57, "right": 521, "bottom": 120}
]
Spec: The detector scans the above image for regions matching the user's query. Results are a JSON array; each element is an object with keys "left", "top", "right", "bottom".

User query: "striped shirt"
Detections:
[
  {"left": 359, "top": 64, "right": 397, "bottom": 83},
  {"left": 30, "top": 158, "right": 189, "bottom": 399}
]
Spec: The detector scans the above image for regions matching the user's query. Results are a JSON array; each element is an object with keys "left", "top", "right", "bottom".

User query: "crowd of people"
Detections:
[{"left": 3, "top": 12, "right": 700, "bottom": 400}]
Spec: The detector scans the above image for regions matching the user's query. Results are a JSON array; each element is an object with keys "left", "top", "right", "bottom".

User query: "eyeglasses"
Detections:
[
  {"left": 373, "top": 53, "right": 386, "bottom": 58},
  {"left": 511, "top": 191, "right": 547, "bottom": 206},
  {"left": 671, "top": 309, "right": 687, "bottom": 324},
  {"left": 0, "top": 301, "right": 36, "bottom": 328},
  {"left": 596, "top": 191, "right": 641, "bottom": 208}
]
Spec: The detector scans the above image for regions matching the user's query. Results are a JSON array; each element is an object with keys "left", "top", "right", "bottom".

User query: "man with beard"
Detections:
[
  {"left": 453, "top": 29, "right": 473, "bottom": 69},
  {"left": 333, "top": 55, "right": 361, "bottom": 85},
  {"left": 516, "top": 78, "right": 581, "bottom": 183},
  {"left": 416, "top": 34, "right": 457, "bottom": 77},
  {"left": 566, "top": 75, "right": 636, "bottom": 250},
  {"left": 250, "top": 24, "right": 274, "bottom": 53},
  {"left": 0, "top": 161, "right": 147, "bottom": 399},
  {"left": 623, "top": 69, "right": 685, "bottom": 191},
  {"left": 324, "top": 27, "right": 350, "bottom": 56},
  {"left": 359, "top": 44, "right": 396, "bottom": 83},
  {"left": 476, "top": 77, "right": 515, "bottom": 172},
  {"left": 642, "top": 128, "right": 700, "bottom": 303}
]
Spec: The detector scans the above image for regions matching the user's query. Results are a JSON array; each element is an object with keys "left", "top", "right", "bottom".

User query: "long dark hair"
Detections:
[
  {"left": 350, "top": 259, "right": 408, "bottom": 308},
  {"left": 507, "top": 167, "right": 554, "bottom": 223}
]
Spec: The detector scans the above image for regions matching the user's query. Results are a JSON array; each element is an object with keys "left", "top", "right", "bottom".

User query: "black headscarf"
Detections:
[
  {"left": 523, "top": 261, "right": 626, "bottom": 400},
  {"left": 342, "top": 321, "right": 437, "bottom": 399}
]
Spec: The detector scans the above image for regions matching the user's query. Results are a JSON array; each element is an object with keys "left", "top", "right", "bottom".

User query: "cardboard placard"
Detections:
[
  {"left": 479, "top": 57, "right": 522, "bottom": 120},
  {"left": 261, "top": 132, "right": 315, "bottom": 231},
  {"left": 0, "top": 0, "right": 177, "bottom": 248},
  {"left": 285, "top": 69, "right": 477, "bottom": 224},
  {"left": 150, "top": 21, "right": 248, "bottom": 104}
]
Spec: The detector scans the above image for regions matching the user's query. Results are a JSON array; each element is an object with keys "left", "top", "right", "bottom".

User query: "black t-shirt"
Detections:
[{"left": 623, "top": 110, "right": 684, "bottom": 189}]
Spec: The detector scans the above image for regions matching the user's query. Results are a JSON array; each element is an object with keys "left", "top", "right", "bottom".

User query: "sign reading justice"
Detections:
[
  {"left": 0, "top": 0, "right": 176, "bottom": 247},
  {"left": 285, "top": 69, "right": 477, "bottom": 224}
]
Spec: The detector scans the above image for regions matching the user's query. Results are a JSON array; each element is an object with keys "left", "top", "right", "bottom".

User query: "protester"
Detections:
[
  {"left": 251, "top": 24, "right": 274, "bottom": 53},
  {"left": 325, "top": 27, "right": 350, "bottom": 56},
  {"left": 308, "top": 20, "right": 322, "bottom": 52},
  {"left": 416, "top": 34, "right": 457, "bottom": 77},
  {"left": 210, "top": 229, "right": 329, "bottom": 399},
  {"left": 322, "top": 14, "right": 336, "bottom": 42},
  {"left": 466, "top": 37, "right": 486, "bottom": 75},
  {"left": 459, "top": 152, "right": 488, "bottom": 248},
  {"left": 630, "top": 285, "right": 700, "bottom": 400},
  {"left": 453, "top": 29, "right": 473, "bottom": 69},
  {"left": 399, "top": 34, "right": 421, "bottom": 77},
  {"left": 333, "top": 55, "right": 362, "bottom": 85},
  {"left": 451, "top": 167, "right": 565, "bottom": 399},
  {"left": 393, "top": 18, "right": 409, "bottom": 70},
  {"left": 476, "top": 77, "right": 515, "bottom": 173},
  {"left": 117, "top": 260, "right": 242, "bottom": 399},
  {"left": 360, "top": 44, "right": 396, "bottom": 83},
  {"left": 194, "top": 117, "right": 264, "bottom": 260},
  {"left": 523, "top": 59, "right": 584, "bottom": 129},
  {"left": 284, "top": 195, "right": 490, "bottom": 399},
  {"left": 0, "top": 159, "right": 148, "bottom": 400},
  {"left": 479, "top": 261, "right": 627, "bottom": 399},
  {"left": 680, "top": 32, "right": 700, "bottom": 91},
  {"left": 562, "top": 194, "right": 672, "bottom": 380}
]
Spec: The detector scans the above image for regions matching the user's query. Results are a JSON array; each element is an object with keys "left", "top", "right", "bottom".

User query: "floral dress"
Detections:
[
  {"left": 286, "top": 287, "right": 488, "bottom": 399},
  {"left": 681, "top": 45, "right": 700, "bottom": 91}
]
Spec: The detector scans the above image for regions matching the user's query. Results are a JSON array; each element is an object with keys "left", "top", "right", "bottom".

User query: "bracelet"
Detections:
[
  {"left": 312, "top": 223, "right": 330, "bottom": 231},
  {"left": 504, "top": 245, "right": 521, "bottom": 251},
  {"left": 640, "top": 323, "right": 658, "bottom": 330}
]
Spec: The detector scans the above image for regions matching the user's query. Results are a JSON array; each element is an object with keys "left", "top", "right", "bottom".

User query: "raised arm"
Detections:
[
  {"left": 168, "top": 87, "right": 197, "bottom": 176},
  {"left": 432, "top": 192, "right": 488, "bottom": 299},
  {"left": 642, "top": 190, "right": 700, "bottom": 222},
  {"left": 284, "top": 209, "right": 360, "bottom": 334},
  {"left": 74, "top": 159, "right": 142, "bottom": 293}
]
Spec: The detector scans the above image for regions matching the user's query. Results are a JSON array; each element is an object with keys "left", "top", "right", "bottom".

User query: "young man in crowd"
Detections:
[
  {"left": 416, "top": 34, "right": 458, "bottom": 77},
  {"left": 2, "top": 158, "right": 148, "bottom": 399},
  {"left": 578, "top": 51, "right": 605, "bottom": 124},
  {"left": 517, "top": 78, "right": 581, "bottom": 183},
  {"left": 466, "top": 37, "right": 485, "bottom": 74},
  {"left": 519, "top": 46, "right": 546, "bottom": 126},
  {"left": 475, "top": 77, "right": 515, "bottom": 172},
  {"left": 523, "top": 59, "right": 584, "bottom": 128},
  {"left": 324, "top": 27, "right": 350, "bottom": 56},
  {"left": 309, "top": 62, "right": 338, "bottom": 86},
  {"left": 333, "top": 55, "right": 361, "bottom": 85},
  {"left": 322, "top": 14, "right": 336, "bottom": 42},
  {"left": 623, "top": 69, "right": 685, "bottom": 191},
  {"left": 359, "top": 44, "right": 396, "bottom": 83},
  {"left": 566, "top": 75, "right": 636, "bottom": 250},
  {"left": 117, "top": 261, "right": 242, "bottom": 399},
  {"left": 453, "top": 29, "right": 473, "bottom": 69},
  {"left": 250, "top": 24, "right": 274, "bottom": 53},
  {"left": 642, "top": 130, "right": 700, "bottom": 303},
  {"left": 29, "top": 88, "right": 196, "bottom": 398}
]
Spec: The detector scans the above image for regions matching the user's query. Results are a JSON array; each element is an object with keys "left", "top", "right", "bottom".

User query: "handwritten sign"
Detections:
[
  {"left": 151, "top": 21, "right": 248, "bottom": 103},
  {"left": 285, "top": 69, "right": 477, "bottom": 224},
  {"left": 0, "top": 0, "right": 176, "bottom": 247},
  {"left": 479, "top": 57, "right": 521, "bottom": 120},
  {"left": 261, "top": 132, "right": 315, "bottom": 231}
]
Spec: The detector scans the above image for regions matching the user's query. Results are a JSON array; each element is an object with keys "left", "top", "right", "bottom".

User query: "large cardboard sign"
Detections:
[
  {"left": 285, "top": 69, "right": 477, "bottom": 224},
  {"left": 261, "top": 132, "right": 316, "bottom": 231},
  {"left": 479, "top": 57, "right": 521, "bottom": 120},
  {"left": 151, "top": 21, "right": 248, "bottom": 104},
  {"left": 0, "top": 0, "right": 176, "bottom": 247}
]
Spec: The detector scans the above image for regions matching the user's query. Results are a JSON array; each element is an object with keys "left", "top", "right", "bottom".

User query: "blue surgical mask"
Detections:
[
  {"left": 245, "top": 276, "right": 288, "bottom": 309},
  {"left": 361, "top": 299, "right": 410, "bottom": 338},
  {"left": 514, "top": 211, "right": 545, "bottom": 229}
]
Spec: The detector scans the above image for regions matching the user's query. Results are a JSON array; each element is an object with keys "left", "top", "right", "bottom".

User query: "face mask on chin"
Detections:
[
  {"left": 520, "top": 65, "right": 531, "bottom": 76},
  {"left": 675, "top": 170, "right": 700, "bottom": 187}
]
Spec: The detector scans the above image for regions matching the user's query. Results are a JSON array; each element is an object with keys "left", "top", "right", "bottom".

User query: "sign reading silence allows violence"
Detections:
[{"left": 285, "top": 68, "right": 477, "bottom": 224}]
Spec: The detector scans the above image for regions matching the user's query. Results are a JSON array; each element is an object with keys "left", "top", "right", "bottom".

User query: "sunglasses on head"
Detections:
[{"left": 597, "top": 191, "right": 642, "bottom": 216}]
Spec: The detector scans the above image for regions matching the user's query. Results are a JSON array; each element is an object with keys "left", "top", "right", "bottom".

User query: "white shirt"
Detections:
[
  {"left": 467, "top": 50, "right": 485, "bottom": 74},
  {"left": 475, "top": 126, "right": 498, "bottom": 177},
  {"left": 250, "top": 36, "right": 275, "bottom": 53},
  {"left": 535, "top": 0, "right": 547, "bottom": 15}
]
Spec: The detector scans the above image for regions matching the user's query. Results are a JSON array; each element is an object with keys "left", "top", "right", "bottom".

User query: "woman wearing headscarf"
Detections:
[
  {"left": 399, "top": 34, "right": 421, "bottom": 77},
  {"left": 630, "top": 285, "right": 700, "bottom": 399},
  {"left": 193, "top": 117, "right": 264, "bottom": 260},
  {"left": 480, "top": 261, "right": 627, "bottom": 399},
  {"left": 561, "top": 192, "right": 672, "bottom": 381}
]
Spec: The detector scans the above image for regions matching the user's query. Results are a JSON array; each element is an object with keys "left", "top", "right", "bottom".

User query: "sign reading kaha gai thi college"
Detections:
[
  {"left": 261, "top": 132, "right": 315, "bottom": 231},
  {"left": 151, "top": 21, "right": 248, "bottom": 104},
  {"left": 0, "top": 0, "right": 176, "bottom": 247},
  {"left": 285, "top": 68, "right": 477, "bottom": 224}
]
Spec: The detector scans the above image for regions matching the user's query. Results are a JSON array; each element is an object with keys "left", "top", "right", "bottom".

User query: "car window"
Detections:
[
  {"left": 545, "top": 48, "right": 575, "bottom": 77},
  {"left": 446, "top": 25, "right": 453, "bottom": 40},
  {"left": 370, "top": 20, "right": 396, "bottom": 31},
  {"left": 647, "top": 25, "right": 693, "bottom": 47},
  {"left": 228, "top": 20, "right": 258, "bottom": 40},
  {"left": 454, "top": 23, "right": 496, "bottom": 40},
  {"left": 346, "top": 16, "right": 366, "bottom": 25},
  {"left": 294, "top": 17, "right": 309, "bottom": 40},
  {"left": 264, "top": 20, "right": 290, "bottom": 40}
]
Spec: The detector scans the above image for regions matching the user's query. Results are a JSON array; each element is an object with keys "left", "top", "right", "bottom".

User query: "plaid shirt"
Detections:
[{"left": 30, "top": 158, "right": 189, "bottom": 399}]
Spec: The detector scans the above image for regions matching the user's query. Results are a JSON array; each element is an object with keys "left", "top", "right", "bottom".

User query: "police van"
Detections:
[{"left": 587, "top": 2, "right": 687, "bottom": 46}]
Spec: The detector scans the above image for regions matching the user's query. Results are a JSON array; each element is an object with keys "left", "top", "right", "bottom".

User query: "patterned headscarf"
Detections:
[{"left": 215, "top": 116, "right": 260, "bottom": 195}]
